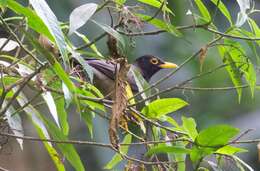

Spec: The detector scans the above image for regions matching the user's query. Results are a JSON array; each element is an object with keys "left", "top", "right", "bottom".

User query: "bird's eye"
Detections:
[{"left": 150, "top": 58, "right": 159, "bottom": 65}]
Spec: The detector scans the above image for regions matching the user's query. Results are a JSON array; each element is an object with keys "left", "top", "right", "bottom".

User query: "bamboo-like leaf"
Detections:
[
  {"left": 15, "top": 91, "right": 65, "bottom": 171},
  {"left": 104, "top": 134, "right": 132, "bottom": 169},
  {"left": 194, "top": 0, "right": 211, "bottom": 22},
  {"left": 30, "top": 0, "right": 69, "bottom": 65},
  {"left": 92, "top": 20, "right": 125, "bottom": 48},
  {"left": 210, "top": 0, "right": 232, "bottom": 25},
  {"left": 68, "top": 3, "right": 98, "bottom": 35},
  {"left": 137, "top": 0, "right": 173, "bottom": 15},
  {"left": 136, "top": 14, "right": 181, "bottom": 36},
  {"left": 4, "top": 103, "right": 23, "bottom": 150},
  {"left": 1, "top": 0, "right": 53, "bottom": 40}
]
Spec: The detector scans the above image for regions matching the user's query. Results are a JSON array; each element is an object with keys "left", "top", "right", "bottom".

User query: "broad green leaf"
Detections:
[
  {"left": 145, "top": 146, "right": 191, "bottom": 157},
  {"left": 4, "top": 103, "right": 23, "bottom": 150},
  {"left": 196, "top": 125, "right": 239, "bottom": 147},
  {"left": 92, "top": 20, "right": 125, "bottom": 48},
  {"left": 210, "top": 0, "right": 232, "bottom": 25},
  {"left": 136, "top": 14, "right": 181, "bottom": 36},
  {"left": 16, "top": 92, "right": 65, "bottom": 171},
  {"left": 190, "top": 146, "right": 215, "bottom": 162},
  {"left": 137, "top": 0, "right": 173, "bottom": 15},
  {"left": 216, "top": 145, "right": 247, "bottom": 155},
  {"left": 1, "top": 0, "right": 53, "bottom": 40},
  {"left": 68, "top": 3, "right": 98, "bottom": 35},
  {"left": 130, "top": 67, "right": 151, "bottom": 104},
  {"left": 104, "top": 134, "right": 132, "bottom": 169},
  {"left": 182, "top": 117, "right": 198, "bottom": 141},
  {"left": 194, "top": 0, "right": 211, "bottom": 22},
  {"left": 30, "top": 0, "right": 69, "bottom": 65},
  {"left": 141, "top": 98, "right": 188, "bottom": 119}
]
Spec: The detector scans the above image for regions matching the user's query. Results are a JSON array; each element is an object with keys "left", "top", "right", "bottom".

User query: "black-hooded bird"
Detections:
[{"left": 79, "top": 55, "right": 178, "bottom": 96}]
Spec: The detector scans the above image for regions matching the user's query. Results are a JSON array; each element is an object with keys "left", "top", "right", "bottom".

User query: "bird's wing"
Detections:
[
  {"left": 86, "top": 59, "right": 117, "bottom": 80},
  {"left": 86, "top": 59, "right": 139, "bottom": 92}
]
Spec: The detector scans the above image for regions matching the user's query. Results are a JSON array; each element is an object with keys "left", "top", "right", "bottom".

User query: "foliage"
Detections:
[{"left": 0, "top": 0, "right": 259, "bottom": 170}]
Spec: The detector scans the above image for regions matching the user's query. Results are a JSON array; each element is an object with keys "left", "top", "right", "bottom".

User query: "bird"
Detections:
[{"left": 73, "top": 55, "right": 178, "bottom": 97}]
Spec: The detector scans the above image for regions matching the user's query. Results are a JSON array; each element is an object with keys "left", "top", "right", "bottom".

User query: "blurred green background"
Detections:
[{"left": 0, "top": 0, "right": 260, "bottom": 170}]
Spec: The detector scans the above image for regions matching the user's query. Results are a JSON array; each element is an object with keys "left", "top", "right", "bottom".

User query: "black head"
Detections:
[{"left": 133, "top": 55, "right": 178, "bottom": 81}]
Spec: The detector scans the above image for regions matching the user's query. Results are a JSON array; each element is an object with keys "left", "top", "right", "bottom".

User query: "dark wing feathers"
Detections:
[{"left": 86, "top": 59, "right": 138, "bottom": 92}]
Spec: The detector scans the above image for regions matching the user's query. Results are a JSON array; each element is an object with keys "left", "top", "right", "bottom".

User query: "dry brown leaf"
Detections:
[
  {"left": 109, "top": 58, "right": 130, "bottom": 149},
  {"left": 38, "top": 34, "right": 59, "bottom": 57},
  {"left": 199, "top": 45, "right": 208, "bottom": 72}
]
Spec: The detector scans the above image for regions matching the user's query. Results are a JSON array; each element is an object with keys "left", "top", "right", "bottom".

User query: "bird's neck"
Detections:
[{"left": 132, "top": 64, "right": 152, "bottom": 81}]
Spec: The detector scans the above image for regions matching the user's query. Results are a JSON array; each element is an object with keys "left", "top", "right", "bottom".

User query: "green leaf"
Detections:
[
  {"left": 70, "top": 50, "right": 94, "bottom": 83},
  {"left": 42, "top": 114, "right": 85, "bottom": 171},
  {"left": 104, "top": 134, "right": 132, "bottom": 169},
  {"left": 196, "top": 125, "right": 239, "bottom": 147},
  {"left": 74, "top": 31, "right": 103, "bottom": 58},
  {"left": 190, "top": 146, "right": 215, "bottom": 163},
  {"left": 130, "top": 67, "right": 151, "bottom": 104},
  {"left": 136, "top": 14, "right": 181, "bottom": 36},
  {"left": 182, "top": 117, "right": 198, "bottom": 141},
  {"left": 30, "top": 0, "right": 69, "bottom": 65},
  {"left": 2, "top": 0, "right": 53, "bottom": 40},
  {"left": 115, "top": 0, "right": 126, "bottom": 6},
  {"left": 216, "top": 145, "right": 247, "bottom": 155},
  {"left": 16, "top": 92, "right": 65, "bottom": 171},
  {"left": 136, "top": 0, "right": 173, "bottom": 15},
  {"left": 81, "top": 108, "right": 95, "bottom": 138},
  {"left": 219, "top": 39, "right": 256, "bottom": 99},
  {"left": 146, "top": 146, "right": 191, "bottom": 157},
  {"left": 194, "top": 0, "right": 211, "bottom": 22},
  {"left": 210, "top": 0, "right": 232, "bottom": 25},
  {"left": 68, "top": 3, "right": 98, "bottom": 35},
  {"left": 92, "top": 20, "right": 125, "bottom": 48},
  {"left": 141, "top": 98, "right": 188, "bottom": 119}
]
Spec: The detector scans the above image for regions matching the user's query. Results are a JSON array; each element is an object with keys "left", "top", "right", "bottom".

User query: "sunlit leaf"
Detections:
[
  {"left": 196, "top": 125, "right": 239, "bottom": 146},
  {"left": 216, "top": 145, "right": 247, "bottom": 155},
  {"left": 182, "top": 117, "right": 198, "bottom": 141},
  {"left": 141, "top": 98, "right": 188, "bottom": 119},
  {"left": 235, "top": 0, "right": 251, "bottom": 27},
  {"left": 194, "top": 0, "right": 211, "bottom": 22},
  {"left": 68, "top": 3, "right": 98, "bottom": 35},
  {"left": 0, "top": 38, "right": 19, "bottom": 51},
  {"left": 137, "top": 0, "right": 173, "bottom": 15},
  {"left": 104, "top": 134, "right": 132, "bottom": 169},
  {"left": 42, "top": 91, "right": 60, "bottom": 127}
]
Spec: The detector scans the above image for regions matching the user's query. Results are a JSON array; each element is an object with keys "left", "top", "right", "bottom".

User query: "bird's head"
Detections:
[{"left": 133, "top": 55, "right": 178, "bottom": 81}]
